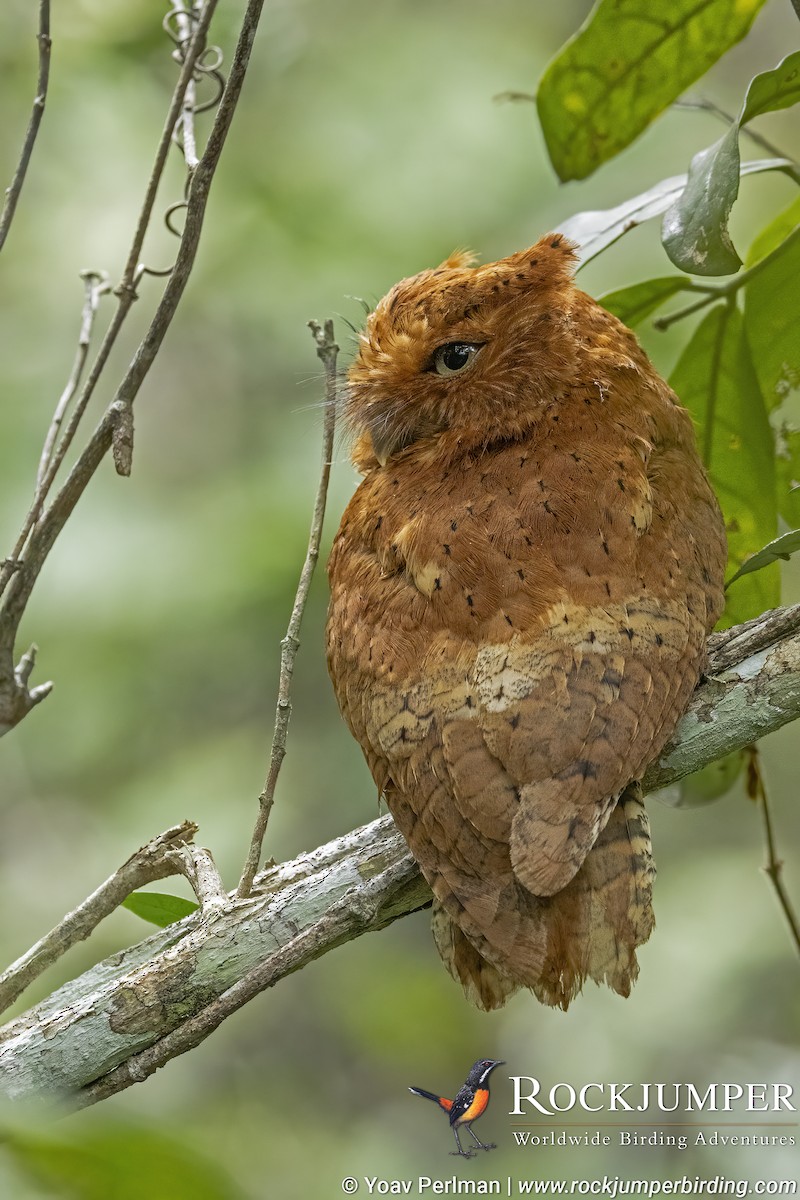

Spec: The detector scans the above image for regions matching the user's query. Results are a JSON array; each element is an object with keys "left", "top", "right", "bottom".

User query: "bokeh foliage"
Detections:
[{"left": 538, "top": 2, "right": 800, "bottom": 625}]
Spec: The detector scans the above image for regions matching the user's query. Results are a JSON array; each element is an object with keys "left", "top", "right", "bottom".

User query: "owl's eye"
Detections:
[{"left": 431, "top": 342, "right": 483, "bottom": 376}]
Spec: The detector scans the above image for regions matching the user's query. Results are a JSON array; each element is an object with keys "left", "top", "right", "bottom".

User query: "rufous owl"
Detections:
[{"left": 326, "top": 235, "right": 727, "bottom": 1010}]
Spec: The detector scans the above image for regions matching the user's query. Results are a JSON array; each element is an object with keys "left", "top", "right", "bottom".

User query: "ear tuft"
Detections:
[
  {"left": 483, "top": 234, "right": 578, "bottom": 291},
  {"left": 533, "top": 232, "right": 580, "bottom": 274},
  {"left": 438, "top": 248, "right": 479, "bottom": 270}
]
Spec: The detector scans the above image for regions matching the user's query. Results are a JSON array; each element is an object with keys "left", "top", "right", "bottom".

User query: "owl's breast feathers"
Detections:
[{"left": 327, "top": 264, "right": 726, "bottom": 1009}]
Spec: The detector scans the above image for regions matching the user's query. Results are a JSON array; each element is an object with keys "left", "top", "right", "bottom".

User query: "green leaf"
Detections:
[
  {"left": 743, "top": 206, "right": 800, "bottom": 409},
  {"left": 122, "top": 891, "right": 198, "bottom": 927},
  {"left": 4, "top": 1126, "right": 244, "bottom": 1200},
  {"left": 558, "top": 159, "right": 792, "bottom": 267},
  {"left": 741, "top": 50, "right": 800, "bottom": 123},
  {"left": 670, "top": 305, "right": 778, "bottom": 626},
  {"left": 727, "top": 528, "right": 800, "bottom": 585},
  {"left": 673, "top": 752, "right": 745, "bottom": 807},
  {"left": 746, "top": 193, "right": 800, "bottom": 265},
  {"left": 661, "top": 124, "right": 743, "bottom": 275},
  {"left": 598, "top": 277, "right": 687, "bottom": 326},
  {"left": 536, "top": 0, "right": 768, "bottom": 182},
  {"left": 661, "top": 53, "right": 800, "bottom": 278}
]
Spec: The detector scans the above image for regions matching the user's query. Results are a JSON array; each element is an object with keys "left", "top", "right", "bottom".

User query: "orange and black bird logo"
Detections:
[{"left": 409, "top": 1059, "right": 504, "bottom": 1158}]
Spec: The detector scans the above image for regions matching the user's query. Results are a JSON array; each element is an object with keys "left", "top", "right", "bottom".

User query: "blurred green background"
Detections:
[{"left": 0, "top": 1, "right": 798, "bottom": 1196}]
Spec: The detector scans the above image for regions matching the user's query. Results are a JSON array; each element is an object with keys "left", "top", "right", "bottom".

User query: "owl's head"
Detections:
[{"left": 346, "top": 234, "right": 580, "bottom": 469}]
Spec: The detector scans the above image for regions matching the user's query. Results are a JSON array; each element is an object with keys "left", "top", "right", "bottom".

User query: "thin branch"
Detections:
[
  {"left": 42, "top": 1, "right": 217, "bottom": 486},
  {"left": 1, "top": 604, "right": 799, "bottom": 1107},
  {"left": 35, "top": 272, "right": 110, "bottom": 495},
  {"left": 0, "top": 0, "right": 265, "bottom": 733},
  {"left": 0, "top": 0, "right": 51, "bottom": 254},
  {"left": 0, "top": 3, "right": 217, "bottom": 605},
  {"left": 0, "top": 823, "right": 198, "bottom": 1016},
  {"left": 118, "top": 1, "right": 218, "bottom": 297},
  {"left": 236, "top": 319, "right": 339, "bottom": 898},
  {"left": 654, "top": 224, "right": 800, "bottom": 331},
  {"left": 165, "top": 844, "right": 227, "bottom": 910},
  {"left": 0, "top": 825, "right": 231, "bottom": 1020},
  {"left": 170, "top": 2, "right": 201, "bottom": 171},
  {"left": 675, "top": 97, "right": 800, "bottom": 168},
  {"left": 0, "top": 298, "right": 127, "bottom": 609},
  {"left": 745, "top": 745, "right": 800, "bottom": 956}
]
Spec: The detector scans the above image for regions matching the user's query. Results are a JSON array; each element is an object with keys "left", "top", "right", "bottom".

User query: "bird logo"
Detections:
[{"left": 409, "top": 1058, "right": 504, "bottom": 1157}]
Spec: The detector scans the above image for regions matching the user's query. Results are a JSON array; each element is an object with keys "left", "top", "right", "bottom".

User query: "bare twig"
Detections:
[
  {"left": 0, "top": 4, "right": 217, "bottom": 606},
  {"left": 0, "top": 646, "right": 53, "bottom": 736},
  {"left": 0, "top": 291, "right": 122, "bottom": 608},
  {"left": 237, "top": 319, "right": 339, "bottom": 898},
  {"left": 0, "top": 822, "right": 198, "bottom": 1016},
  {"left": 118, "top": 2, "right": 217, "bottom": 299},
  {"left": 675, "top": 97, "right": 799, "bottom": 168},
  {"left": 0, "top": 825, "right": 231, "bottom": 1019},
  {"left": 0, "top": 0, "right": 265, "bottom": 734},
  {"left": 0, "top": 0, "right": 51, "bottom": 254},
  {"left": 745, "top": 745, "right": 800, "bottom": 957},
  {"left": 165, "top": 844, "right": 226, "bottom": 910},
  {"left": 170, "top": 2, "right": 202, "bottom": 171},
  {"left": 35, "top": 272, "right": 111, "bottom": 496}
]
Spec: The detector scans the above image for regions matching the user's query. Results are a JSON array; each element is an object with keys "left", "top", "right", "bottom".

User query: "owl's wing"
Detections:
[
  {"left": 387, "top": 721, "right": 656, "bottom": 1008},
  {"left": 352, "top": 587, "right": 702, "bottom": 1006},
  {"left": 470, "top": 594, "right": 700, "bottom": 896},
  {"left": 367, "top": 590, "right": 699, "bottom": 899}
]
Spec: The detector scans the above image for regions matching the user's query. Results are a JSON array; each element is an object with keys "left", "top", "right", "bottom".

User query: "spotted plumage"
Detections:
[{"left": 326, "top": 236, "right": 727, "bottom": 1009}]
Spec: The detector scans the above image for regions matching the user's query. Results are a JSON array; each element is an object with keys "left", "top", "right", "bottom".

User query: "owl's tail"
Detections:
[{"left": 432, "top": 784, "right": 655, "bottom": 1012}]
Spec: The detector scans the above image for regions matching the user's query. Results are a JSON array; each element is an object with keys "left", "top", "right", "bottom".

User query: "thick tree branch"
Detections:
[
  {"left": 645, "top": 604, "right": 800, "bottom": 789},
  {"left": 0, "top": 604, "right": 798, "bottom": 1108},
  {"left": 0, "top": 818, "right": 429, "bottom": 1107}
]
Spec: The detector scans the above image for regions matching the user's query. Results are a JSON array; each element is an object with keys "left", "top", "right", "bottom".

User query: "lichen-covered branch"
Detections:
[
  {"left": 0, "top": 604, "right": 797, "bottom": 1109},
  {"left": 645, "top": 604, "right": 800, "bottom": 789},
  {"left": 0, "top": 823, "right": 199, "bottom": 1017},
  {"left": 0, "top": 818, "right": 429, "bottom": 1107}
]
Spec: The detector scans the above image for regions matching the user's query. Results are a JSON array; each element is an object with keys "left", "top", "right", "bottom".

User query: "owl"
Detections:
[{"left": 326, "top": 235, "right": 727, "bottom": 1010}]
